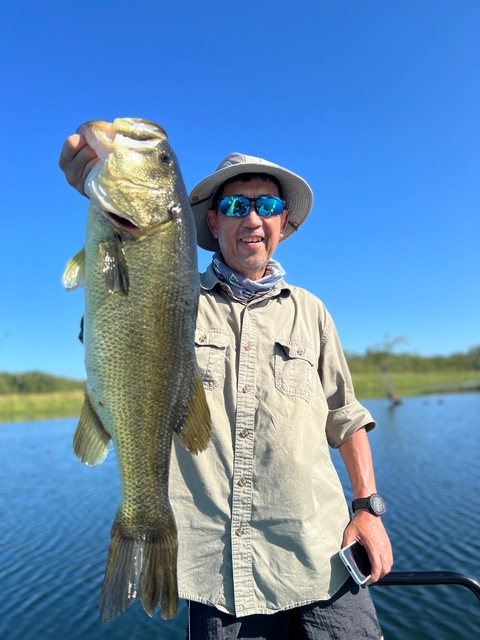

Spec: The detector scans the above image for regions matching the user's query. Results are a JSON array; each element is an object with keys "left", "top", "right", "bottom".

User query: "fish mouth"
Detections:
[{"left": 104, "top": 210, "right": 140, "bottom": 233}]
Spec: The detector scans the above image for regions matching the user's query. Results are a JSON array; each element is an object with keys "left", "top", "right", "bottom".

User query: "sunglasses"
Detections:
[{"left": 215, "top": 195, "right": 286, "bottom": 217}]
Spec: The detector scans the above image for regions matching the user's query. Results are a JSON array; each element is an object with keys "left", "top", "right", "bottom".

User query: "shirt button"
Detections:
[
  {"left": 296, "top": 347, "right": 305, "bottom": 356},
  {"left": 198, "top": 334, "right": 207, "bottom": 343},
  {"left": 242, "top": 385, "right": 250, "bottom": 394},
  {"left": 239, "top": 429, "right": 249, "bottom": 439},
  {"left": 235, "top": 528, "right": 244, "bottom": 537},
  {"left": 237, "top": 478, "right": 247, "bottom": 487},
  {"left": 244, "top": 343, "right": 252, "bottom": 351}
]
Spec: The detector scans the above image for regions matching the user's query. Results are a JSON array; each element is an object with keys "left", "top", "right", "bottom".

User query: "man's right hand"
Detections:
[{"left": 59, "top": 134, "right": 99, "bottom": 197}]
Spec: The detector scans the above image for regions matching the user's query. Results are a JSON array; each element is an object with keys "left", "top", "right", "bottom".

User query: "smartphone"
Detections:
[{"left": 339, "top": 541, "right": 371, "bottom": 586}]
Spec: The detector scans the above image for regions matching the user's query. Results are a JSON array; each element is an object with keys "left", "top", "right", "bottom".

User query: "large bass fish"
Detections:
[{"left": 63, "top": 118, "right": 211, "bottom": 622}]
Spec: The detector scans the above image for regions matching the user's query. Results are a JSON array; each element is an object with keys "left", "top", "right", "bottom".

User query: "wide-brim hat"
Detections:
[{"left": 189, "top": 152, "right": 314, "bottom": 252}]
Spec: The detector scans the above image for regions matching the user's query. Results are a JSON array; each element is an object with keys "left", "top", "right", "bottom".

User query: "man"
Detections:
[{"left": 60, "top": 137, "right": 393, "bottom": 639}]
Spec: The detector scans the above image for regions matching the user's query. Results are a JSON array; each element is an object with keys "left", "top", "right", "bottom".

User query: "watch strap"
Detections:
[{"left": 352, "top": 497, "right": 371, "bottom": 511}]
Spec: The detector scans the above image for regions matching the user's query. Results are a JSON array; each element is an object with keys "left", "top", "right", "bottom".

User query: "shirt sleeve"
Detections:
[{"left": 319, "top": 312, "right": 376, "bottom": 448}]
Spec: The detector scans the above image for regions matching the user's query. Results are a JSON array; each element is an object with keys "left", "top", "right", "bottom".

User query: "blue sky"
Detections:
[{"left": 1, "top": 0, "right": 479, "bottom": 380}]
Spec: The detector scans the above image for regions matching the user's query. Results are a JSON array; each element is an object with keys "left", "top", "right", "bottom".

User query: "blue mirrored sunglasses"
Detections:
[{"left": 215, "top": 195, "right": 285, "bottom": 217}]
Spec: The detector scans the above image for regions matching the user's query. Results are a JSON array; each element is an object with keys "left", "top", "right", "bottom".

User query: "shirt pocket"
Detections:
[
  {"left": 274, "top": 340, "right": 316, "bottom": 401},
  {"left": 195, "top": 329, "right": 229, "bottom": 390}
]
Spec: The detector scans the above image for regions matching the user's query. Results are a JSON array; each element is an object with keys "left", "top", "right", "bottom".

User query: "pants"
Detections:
[{"left": 186, "top": 577, "right": 383, "bottom": 639}]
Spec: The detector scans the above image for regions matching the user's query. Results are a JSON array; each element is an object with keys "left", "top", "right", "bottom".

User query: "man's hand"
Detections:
[
  {"left": 59, "top": 134, "right": 99, "bottom": 196},
  {"left": 342, "top": 511, "right": 393, "bottom": 584}
]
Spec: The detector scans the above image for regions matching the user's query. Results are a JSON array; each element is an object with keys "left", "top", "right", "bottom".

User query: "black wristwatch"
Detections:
[{"left": 352, "top": 493, "right": 386, "bottom": 517}]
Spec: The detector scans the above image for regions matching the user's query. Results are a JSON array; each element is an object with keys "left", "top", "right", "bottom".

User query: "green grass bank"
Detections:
[
  {"left": 0, "top": 390, "right": 85, "bottom": 423},
  {"left": 1, "top": 372, "right": 479, "bottom": 423}
]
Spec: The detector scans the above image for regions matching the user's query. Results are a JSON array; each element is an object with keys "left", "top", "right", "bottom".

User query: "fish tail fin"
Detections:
[
  {"left": 99, "top": 518, "right": 178, "bottom": 622},
  {"left": 63, "top": 247, "right": 85, "bottom": 290},
  {"left": 176, "top": 373, "right": 211, "bottom": 454},
  {"left": 141, "top": 518, "right": 178, "bottom": 620},
  {"left": 73, "top": 394, "right": 111, "bottom": 465}
]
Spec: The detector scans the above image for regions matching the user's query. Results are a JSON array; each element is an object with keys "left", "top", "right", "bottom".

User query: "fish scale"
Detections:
[{"left": 64, "top": 118, "right": 211, "bottom": 622}]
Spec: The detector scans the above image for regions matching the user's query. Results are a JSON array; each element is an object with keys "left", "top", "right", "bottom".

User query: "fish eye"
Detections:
[{"left": 161, "top": 154, "right": 173, "bottom": 164}]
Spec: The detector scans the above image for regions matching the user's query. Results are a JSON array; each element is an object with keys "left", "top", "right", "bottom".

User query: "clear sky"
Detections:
[{"left": 1, "top": 0, "right": 479, "bottom": 380}]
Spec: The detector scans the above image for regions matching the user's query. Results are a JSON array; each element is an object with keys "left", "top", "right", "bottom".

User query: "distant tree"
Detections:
[{"left": 0, "top": 372, "right": 84, "bottom": 394}]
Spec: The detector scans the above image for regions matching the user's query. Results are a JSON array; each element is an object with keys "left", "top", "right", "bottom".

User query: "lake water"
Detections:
[{"left": 0, "top": 393, "right": 479, "bottom": 639}]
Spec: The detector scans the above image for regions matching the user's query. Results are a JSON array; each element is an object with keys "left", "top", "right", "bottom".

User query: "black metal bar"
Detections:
[{"left": 373, "top": 571, "right": 480, "bottom": 603}]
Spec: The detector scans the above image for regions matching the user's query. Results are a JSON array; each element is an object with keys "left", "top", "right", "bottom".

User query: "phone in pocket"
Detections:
[{"left": 339, "top": 541, "right": 372, "bottom": 586}]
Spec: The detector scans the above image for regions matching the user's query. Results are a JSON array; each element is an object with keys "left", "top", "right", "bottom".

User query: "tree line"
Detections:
[
  {"left": 1, "top": 346, "right": 479, "bottom": 394},
  {"left": 0, "top": 371, "right": 84, "bottom": 394},
  {"left": 346, "top": 346, "right": 480, "bottom": 375}
]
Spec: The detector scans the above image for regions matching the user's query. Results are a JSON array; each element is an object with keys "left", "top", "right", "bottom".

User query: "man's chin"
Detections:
[{"left": 241, "top": 259, "right": 269, "bottom": 281}]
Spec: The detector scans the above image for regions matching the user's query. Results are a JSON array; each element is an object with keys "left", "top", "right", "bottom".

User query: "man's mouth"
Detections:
[{"left": 240, "top": 237, "right": 263, "bottom": 244}]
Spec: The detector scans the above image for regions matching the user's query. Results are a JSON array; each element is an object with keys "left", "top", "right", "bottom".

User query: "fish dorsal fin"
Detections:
[
  {"left": 63, "top": 248, "right": 85, "bottom": 290},
  {"left": 176, "top": 373, "right": 211, "bottom": 454},
  {"left": 73, "top": 393, "right": 111, "bottom": 465}
]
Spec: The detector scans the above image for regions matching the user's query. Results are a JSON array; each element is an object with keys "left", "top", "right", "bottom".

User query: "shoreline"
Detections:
[{"left": 1, "top": 373, "right": 479, "bottom": 424}]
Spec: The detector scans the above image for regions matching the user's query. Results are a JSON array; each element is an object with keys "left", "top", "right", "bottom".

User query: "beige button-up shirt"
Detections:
[{"left": 170, "top": 265, "right": 375, "bottom": 617}]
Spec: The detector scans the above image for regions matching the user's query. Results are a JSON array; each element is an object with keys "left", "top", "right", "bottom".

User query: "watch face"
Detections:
[{"left": 371, "top": 494, "right": 386, "bottom": 515}]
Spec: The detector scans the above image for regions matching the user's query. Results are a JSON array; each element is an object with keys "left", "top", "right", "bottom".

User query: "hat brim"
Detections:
[{"left": 189, "top": 158, "right": 313, "bottom": 252}]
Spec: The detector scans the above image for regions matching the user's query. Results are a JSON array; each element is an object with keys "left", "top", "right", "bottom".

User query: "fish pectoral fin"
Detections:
[
  {"left": 99, "top": 237, "right": 129, "bottom": 295},
  {"left": 176, "top": 373, "right": 211, "bottom": 454},
  {"left": 63, "top": 247, "right": 85, "bottom": 290},
  {"left": 73, "top": 394, "right": 111, "bottom": 465},
  {"left": 100, "top": 518, "right": 178, "bottom": 622}
]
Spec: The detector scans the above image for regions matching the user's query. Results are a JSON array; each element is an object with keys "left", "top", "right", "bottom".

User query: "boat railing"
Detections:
[{"left": 373, "top": 571, "right": 480, "bottom": 603}]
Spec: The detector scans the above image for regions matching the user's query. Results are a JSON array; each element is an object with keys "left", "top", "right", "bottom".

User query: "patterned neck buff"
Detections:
[{"left": 211, "top": 252, "right": 286, "bottom": 302}]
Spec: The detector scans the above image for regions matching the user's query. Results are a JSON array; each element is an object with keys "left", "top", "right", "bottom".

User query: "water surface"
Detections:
[{"left": 0, "top": 393, "right": 478, "bottom": 639}]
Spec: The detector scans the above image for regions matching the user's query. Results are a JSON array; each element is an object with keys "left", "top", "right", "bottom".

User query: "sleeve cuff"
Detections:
[{"left": 326, "top": 400, "right": 376, "bottom": 448}]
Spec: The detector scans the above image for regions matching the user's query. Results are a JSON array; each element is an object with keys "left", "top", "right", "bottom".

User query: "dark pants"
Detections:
[{"left": 186, "top": 578, "right": 383, "bottom": 639}]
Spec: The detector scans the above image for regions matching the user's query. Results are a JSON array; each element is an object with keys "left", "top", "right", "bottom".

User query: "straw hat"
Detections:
[{"left": 189, "top": 152, "right": 314, "bottom": 252}]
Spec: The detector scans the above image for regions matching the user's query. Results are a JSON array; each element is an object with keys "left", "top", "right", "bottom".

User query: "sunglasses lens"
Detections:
[
  {"left": 256, "top": 196, "right": 284, "bottom": 216},
  {"left": 218, "top": 196, "right": 250, "bottom": 216}
]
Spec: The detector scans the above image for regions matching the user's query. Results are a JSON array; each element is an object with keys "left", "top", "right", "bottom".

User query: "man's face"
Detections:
[{"left": 206, "top": 178, "right": 289, "bottom": 281}]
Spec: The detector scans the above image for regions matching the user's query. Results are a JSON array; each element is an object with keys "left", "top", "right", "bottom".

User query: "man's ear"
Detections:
[
  {"left": 279, "top": 210, "right": 289, "bottom": 238},
  {"left": 206, "top": 209, "right": 219, "bottom": 238}
]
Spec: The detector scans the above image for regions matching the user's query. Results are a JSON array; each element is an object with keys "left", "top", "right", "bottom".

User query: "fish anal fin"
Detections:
[
  {"left": 99, "top": 518, "right": 178, "bottom": 622},
  {"left": 73, "top": 394, "right": 111, "bottom": 465},
  {"left": 176, "top": 373, "right": 211, "bottom": 454},
  {"left": 63, "top": 248, "right": 85, "bottom": 290}
]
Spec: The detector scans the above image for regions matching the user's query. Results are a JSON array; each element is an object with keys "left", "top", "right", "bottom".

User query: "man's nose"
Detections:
[{"left": 244, "top": 203, "right": 262, "bottom": 224}]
